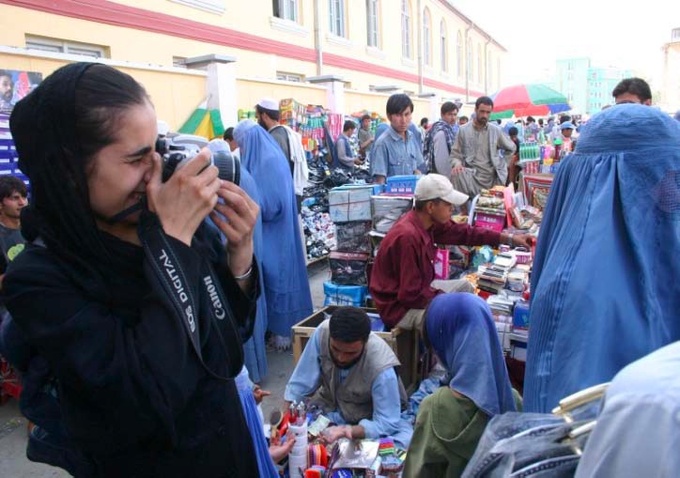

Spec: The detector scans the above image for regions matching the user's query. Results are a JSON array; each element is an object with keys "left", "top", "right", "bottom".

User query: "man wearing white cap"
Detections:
[
  {"left": 370, "top": 174, "right": 532, "bottom": 332},
  {"left": 255, "top": 98, "right": 289, "bottom": 165},
  {"left": 370, "top": 174, "right": 532, "bottom": 385},
  {"left": 255, "top": 97, "right": 308, "bottom": 213}
]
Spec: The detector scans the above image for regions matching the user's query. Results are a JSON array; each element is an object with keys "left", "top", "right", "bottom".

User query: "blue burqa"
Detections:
[
  {"left": 524, "top": 104, "right": 680, "bottom": 412},
  {"left": 236, "top": 366, "right": 278, "bottom": 477},
  {"left": 233, "top": 121, "right": 313, "bottom": 338},
  {"left": 208, "top": 139, "right": 268, "bottom": 382},
  {"left": 426, "top": 293, "right": 516, "bottom": 416}
]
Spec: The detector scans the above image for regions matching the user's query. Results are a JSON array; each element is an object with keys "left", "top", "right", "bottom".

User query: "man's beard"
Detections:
[
  {"left": 331, "top": 353, "right": 363, "bottom": 370},
  {"left": 257, "top": 118, "right": 267, "bottom": 129}
]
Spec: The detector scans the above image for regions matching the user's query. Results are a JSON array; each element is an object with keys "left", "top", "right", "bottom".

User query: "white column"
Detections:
[
  {"left": 185, "top": 54, "right": 238, "bottom": 131},
  {"left": 307, "top": 75, "right": 346, "bottom": 116}
]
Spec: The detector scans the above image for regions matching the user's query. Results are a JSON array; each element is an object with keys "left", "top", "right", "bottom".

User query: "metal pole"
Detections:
[
  {"left": 417, "top": 0, "right": 423, "bottom": 94},
  {"left": 313, "top": 0, "right": 323, "bottom": 76}
]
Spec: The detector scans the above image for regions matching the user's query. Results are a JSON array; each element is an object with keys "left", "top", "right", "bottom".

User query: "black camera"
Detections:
[{"left": 155, "top": 135, "right": 240, "bottom": 186}]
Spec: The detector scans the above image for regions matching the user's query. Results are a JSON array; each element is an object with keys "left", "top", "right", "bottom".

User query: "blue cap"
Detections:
[{"left": 560, "top": 121, "right": 575, "bottom": 130}]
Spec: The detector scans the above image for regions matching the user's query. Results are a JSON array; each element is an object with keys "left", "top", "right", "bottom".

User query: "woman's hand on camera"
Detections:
[
  {"left": 210, "top": 181, "right": 259, "bottom": 279},
  {"left": 145, "top": 148, "right": 221, "bottom": 246}
]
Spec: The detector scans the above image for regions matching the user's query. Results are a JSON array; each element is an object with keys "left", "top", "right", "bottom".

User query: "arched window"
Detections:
[
  {"left": 440, "top": 20, "right": 447, "bottom": 72},
  {"left": 423, "top": 8, "right": 431, "bottom": 66},
  {"left": 366, "top": 0, "right": 379, "bottom": 47},
  {"left": 401, "top": 0, "right": 412, "bottom": 59},
  {"left": 457, "top": 30, "right": 463, "bottom": 77}
]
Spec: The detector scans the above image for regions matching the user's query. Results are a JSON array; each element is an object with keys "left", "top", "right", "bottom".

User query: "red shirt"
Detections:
[{"left": 369, "top": 210, "right": 501, "bottom": 327}]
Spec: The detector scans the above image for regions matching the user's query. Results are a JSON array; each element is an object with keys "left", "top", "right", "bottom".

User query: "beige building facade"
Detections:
[
  {"left": 662, "top": 27, "right": 680, "bottom": 112},
  {"left": 0, "top": 0, "right": 506, "bottom": 129}
]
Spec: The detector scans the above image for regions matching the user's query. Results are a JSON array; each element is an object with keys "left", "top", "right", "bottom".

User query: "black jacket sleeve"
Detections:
[{"left": 3, "top": 215, "right": 257, "bottom": 456}]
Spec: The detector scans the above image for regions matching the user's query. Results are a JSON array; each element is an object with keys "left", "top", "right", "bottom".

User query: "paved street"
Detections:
[{"left": 0, "top": 260, "right": 330, "bottom": 476}]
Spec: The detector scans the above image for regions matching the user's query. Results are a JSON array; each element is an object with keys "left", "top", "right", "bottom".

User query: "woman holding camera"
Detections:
[{"left": 5, "top": 62, "right": 259, "bottom": 476}]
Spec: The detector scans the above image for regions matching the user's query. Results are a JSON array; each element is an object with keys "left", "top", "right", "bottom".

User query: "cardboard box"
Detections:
[
  {"left": 433, "top": 248, "right": 449, "bottom": 280},
  {"left": 329, "top": 185, "right": 377, "bottom": 223},
  {"left": 474, "top": 211, "right": 506, "bottom": 232},
  {"left": 335, "top": 221, "right": 372, "bottom": 253},
  {"left": 371, "top": 195, "right": 413, "bottom": 234}
]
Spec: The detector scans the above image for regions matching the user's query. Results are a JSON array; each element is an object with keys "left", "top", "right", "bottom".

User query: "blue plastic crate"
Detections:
[
  {"left": 323, "top": 281, "right": 367, "bottom": 307},
  {"left": 385, "top": 175, "right": 418, "bottom": 195}
]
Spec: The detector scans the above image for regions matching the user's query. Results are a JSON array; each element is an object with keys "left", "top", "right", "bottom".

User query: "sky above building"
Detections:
[{"left": 452, "top": 0, "right": 680, "bottom": 91}]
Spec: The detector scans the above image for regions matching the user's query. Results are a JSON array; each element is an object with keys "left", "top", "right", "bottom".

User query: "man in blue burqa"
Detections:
[
  {"left": 524, "top": 104, "right": 680, "bottom": 412},
  {"left": 234, "top": 120, "right": 313, "bottom": 350}
]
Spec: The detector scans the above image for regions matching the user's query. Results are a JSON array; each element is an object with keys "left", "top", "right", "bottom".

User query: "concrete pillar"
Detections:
[
  {"left": 184, "top": 54, "right": 238, "bottom": 129},
  {"left": 419, "top": 92, "right": 441, "bottom": 122},
  {"left": 307, "top": 75, "right": 346, "bottom": 116}
]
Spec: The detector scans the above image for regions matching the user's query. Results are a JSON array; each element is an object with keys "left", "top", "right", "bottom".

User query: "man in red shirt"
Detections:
[{"left": 370, "top": 174, "right": 532, "bottom": 331}]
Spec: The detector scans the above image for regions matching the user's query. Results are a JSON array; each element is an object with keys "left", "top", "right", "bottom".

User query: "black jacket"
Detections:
[{"left": 3, "top": 216, "right": 259, "bottom": 477}]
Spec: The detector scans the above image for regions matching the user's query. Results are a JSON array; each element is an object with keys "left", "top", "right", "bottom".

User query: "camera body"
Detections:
[{"left": 155, "top": 135, "right": 240, "bottom": 185}]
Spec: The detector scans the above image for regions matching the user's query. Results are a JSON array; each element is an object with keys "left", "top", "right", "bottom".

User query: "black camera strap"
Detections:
[
  {"left": 141, "top": 217, "right": 243, "bottom": 381},
  {"left": 105, "top": 201, "right": 145, "bottom": 225}
]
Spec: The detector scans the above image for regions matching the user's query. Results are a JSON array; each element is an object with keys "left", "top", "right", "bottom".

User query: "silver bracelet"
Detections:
[{"left": 233, "top": 264, "right": 253, "bottom": 281}]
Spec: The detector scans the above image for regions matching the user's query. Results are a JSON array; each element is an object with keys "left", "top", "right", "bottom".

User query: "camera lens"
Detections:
[{"left": 212, "top": 150, "right": 240, "bottom": 186}]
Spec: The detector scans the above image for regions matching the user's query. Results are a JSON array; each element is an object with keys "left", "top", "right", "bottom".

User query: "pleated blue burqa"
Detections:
[
  {"left": 524, "top": 104, "right": 680, "bottom": 412},
  {"left": 208, "top": 139, "right": 269, "bottom": 382},
  {"left": 233, "top": 120, "right": 313, "bottom": 342}
]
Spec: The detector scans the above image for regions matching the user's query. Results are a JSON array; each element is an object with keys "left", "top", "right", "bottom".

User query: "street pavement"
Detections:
[{"left": 0, "top": 260, "right": 330, "bottom": 476}]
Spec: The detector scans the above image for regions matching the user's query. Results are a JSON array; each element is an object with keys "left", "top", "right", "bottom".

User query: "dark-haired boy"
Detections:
[
  {"left": 0, "top": 176, "right": 27, "bottom": 278},
  {"left": 371, "top": 93, "right": 425, "bottom": 184}
]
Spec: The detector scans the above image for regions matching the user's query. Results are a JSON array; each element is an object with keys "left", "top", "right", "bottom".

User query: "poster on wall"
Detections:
[{"left": 0, "top": 69, "right": 43, "bottom": 114}]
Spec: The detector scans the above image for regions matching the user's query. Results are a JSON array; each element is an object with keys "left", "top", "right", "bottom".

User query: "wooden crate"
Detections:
[{"left": 292, "top": 306, "right": 418, "bottom": 391}]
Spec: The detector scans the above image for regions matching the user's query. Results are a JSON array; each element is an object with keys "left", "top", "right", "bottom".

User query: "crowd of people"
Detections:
[{"left": 0, "top": 62, "right": 678, "bottom": 478}]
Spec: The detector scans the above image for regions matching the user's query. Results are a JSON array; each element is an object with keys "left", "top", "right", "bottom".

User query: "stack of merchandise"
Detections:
[
  {"left": 279, "top": 98, "right": 309, "bottom": 130},
  {"left": 371, "top": 195, "right": 413, "bottom": 235},
  {"left": 477, "top": 252, "right": 516, "bottom": 295},
  {"left": 473, "top": 188, "right": 507, "bottom": 232},
  {"left": 301, "top": 194, "right": 335, "bottom": 263},
  {"left": 478, "top": 250, "right": 534, "bottom": 351},
  {"left": 519, "top": 141, "right": 541, "bottom": 175},
  {"left": 326, "top": 184, "right": 381, "bottom": 306},
  {"left": 368, "top": 175, "right": 419, "bottom": 256}
]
